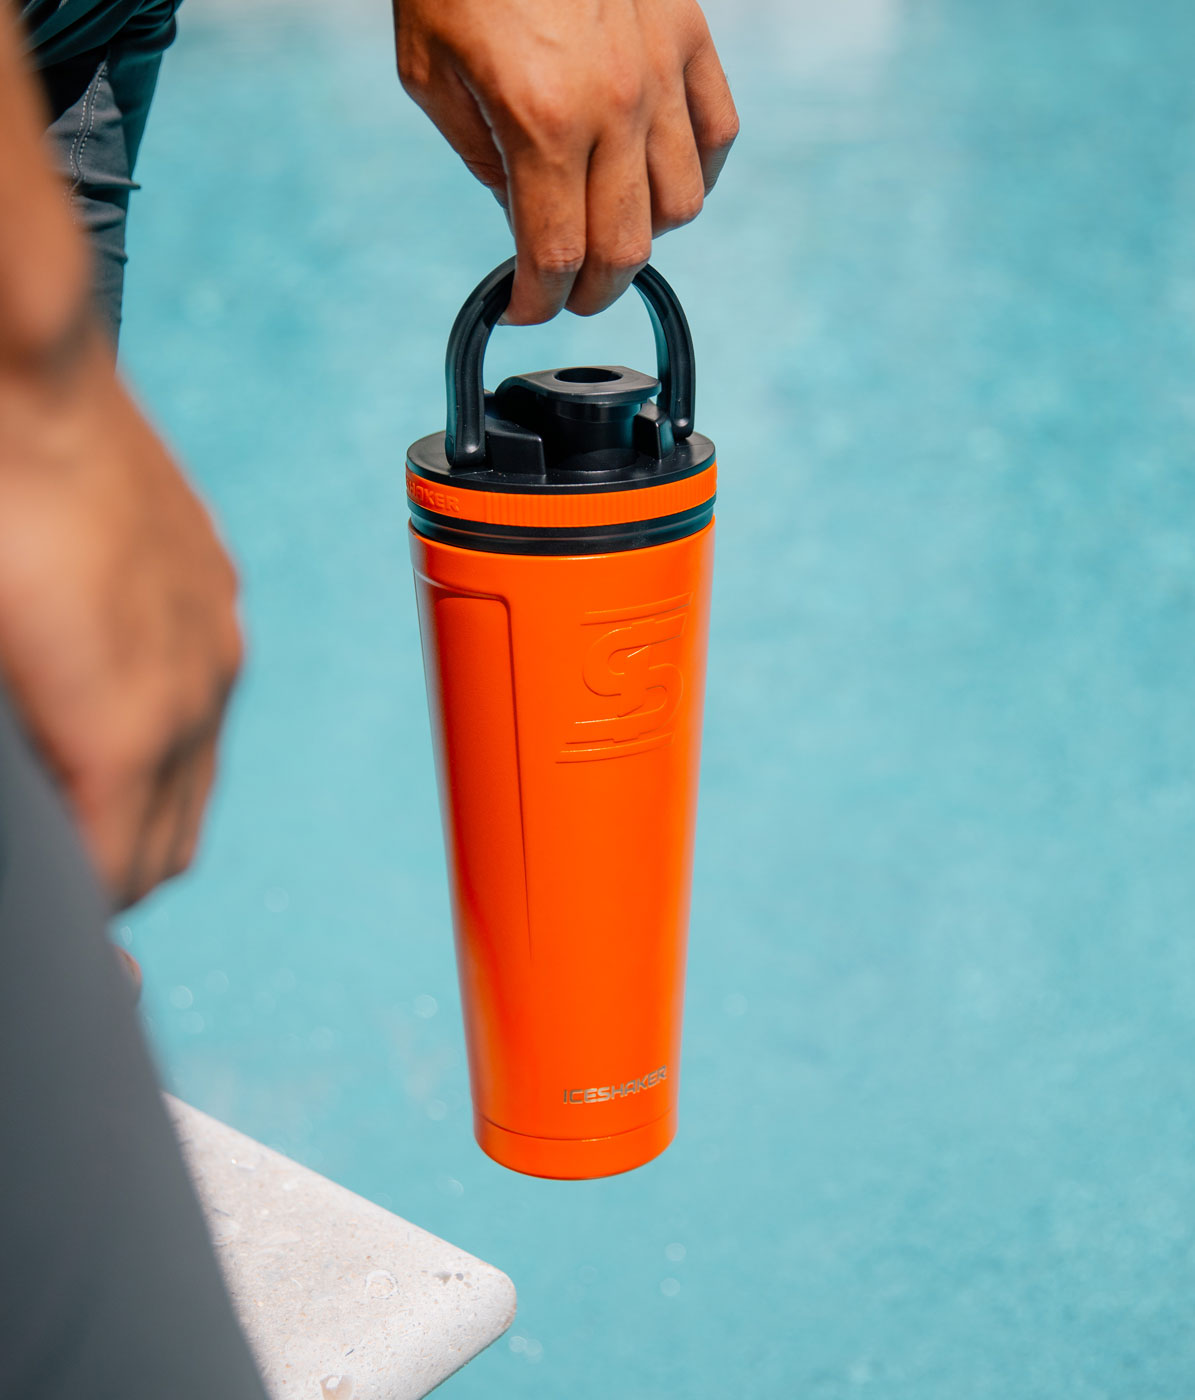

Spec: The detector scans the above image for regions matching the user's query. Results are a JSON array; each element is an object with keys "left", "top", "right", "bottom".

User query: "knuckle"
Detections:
[
  {"left": 529, "top": 244, "right": 585, "bottom": 278},
  {"left": 169, "top": 837, "right": 198, "bottom": 879},
  {"left": 659, "top": 187, "right": 704, "bottom": 229},
  {"left": 604, "top": 70, "right": 645, "bottom": 117},
  {"left": 710, "top": 108, "right": 741, "bottom": 149},
  {"left": 518, "top": 89, "right": 575, "bottom": 145},
  {"left": 395, "top": 48, "right": 430, "bottom": 97},
  {"left": 600, "top": 239, "right": 652, "bottom": 274}
]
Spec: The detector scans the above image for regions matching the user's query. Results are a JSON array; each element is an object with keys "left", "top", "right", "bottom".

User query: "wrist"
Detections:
[
  {"left": 0, "top": 244, "right": 95, "bottom": 384},
  {"left": 0, "top": 308, "right": 117, "bottom": 489}
]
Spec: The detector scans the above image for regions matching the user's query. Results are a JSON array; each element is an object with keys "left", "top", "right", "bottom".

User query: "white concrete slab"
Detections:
[{"left": 167, "top": 1098, "right": 516, "bottom": 1400}]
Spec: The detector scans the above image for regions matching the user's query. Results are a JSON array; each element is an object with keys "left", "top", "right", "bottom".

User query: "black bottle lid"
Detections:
[
  {"left": 405, "top": 259, "right": 716, "bottom": 555},
  {"left": 482, "top": 363, "right": 673, "bottom": 478}
]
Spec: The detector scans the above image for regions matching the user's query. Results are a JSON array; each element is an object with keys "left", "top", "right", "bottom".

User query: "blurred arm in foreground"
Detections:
[
  {"left": 0, "top": 1, "right": 241, "bottom": 909},
  {"left": 0, "top": 8, "right": 268, "bottom": 1397}
]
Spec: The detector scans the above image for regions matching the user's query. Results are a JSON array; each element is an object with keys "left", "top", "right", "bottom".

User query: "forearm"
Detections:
[{"left": 0, "top": 4, "right": 92, "bottom": 371}]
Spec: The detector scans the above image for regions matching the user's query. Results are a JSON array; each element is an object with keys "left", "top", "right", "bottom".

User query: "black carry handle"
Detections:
[{"left": 444, "top": 256, "right": 696, "bottom": 470}]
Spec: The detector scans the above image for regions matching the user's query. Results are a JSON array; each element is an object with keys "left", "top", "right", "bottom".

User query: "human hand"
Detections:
[
  {"left": 394, "top": 0, "right": 738, "bottom": 324},
  {"left": 0, "top": 325, "right": 243, "bottom": 908}
]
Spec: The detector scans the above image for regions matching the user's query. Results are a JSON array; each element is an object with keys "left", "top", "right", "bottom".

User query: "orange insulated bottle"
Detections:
[{"left": 407, "top": 259, "right": 715, "bottom": 1179}]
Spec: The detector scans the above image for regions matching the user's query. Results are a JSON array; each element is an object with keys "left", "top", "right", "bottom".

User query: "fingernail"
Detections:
[{"left": 498, "top": 313, "right": 512, "bottom": 326}]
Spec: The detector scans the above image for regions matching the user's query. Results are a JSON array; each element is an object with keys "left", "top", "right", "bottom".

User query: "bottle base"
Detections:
[{"left": 474, "top": 1108, "right": 677, "bottom": 1180}]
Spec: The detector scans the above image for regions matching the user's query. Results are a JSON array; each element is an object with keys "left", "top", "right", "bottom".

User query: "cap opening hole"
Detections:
[{"left": 554, "top": 367, "right": 621, "bottom": 383}]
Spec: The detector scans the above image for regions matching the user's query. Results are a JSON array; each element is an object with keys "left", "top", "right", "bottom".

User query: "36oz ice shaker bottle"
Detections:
[{"left": 406, "top": 258, "right": 715, "bottom": 1179}]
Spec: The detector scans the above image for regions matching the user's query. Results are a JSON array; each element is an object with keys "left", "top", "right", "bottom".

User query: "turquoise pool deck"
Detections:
[{"left": 123, "top": 1, "right": 1195, "bottom": 1395}]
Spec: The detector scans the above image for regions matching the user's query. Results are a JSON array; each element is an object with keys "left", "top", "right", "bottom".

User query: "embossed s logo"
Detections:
[{"left": 559, "top": 595, "right": 691, "bottom": 761}]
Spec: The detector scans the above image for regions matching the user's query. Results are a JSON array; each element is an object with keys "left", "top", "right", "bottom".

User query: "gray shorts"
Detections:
[
  {"left": 0, "top": 699, "right": 266, "bottom": 1397},
  {"left": 23, "top": 0, "right": 181, "bottom": 342}
]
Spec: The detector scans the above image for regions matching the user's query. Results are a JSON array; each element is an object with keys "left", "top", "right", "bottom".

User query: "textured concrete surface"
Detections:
[{"left": 168, "top": 1099, "right": 516, "bottom": 1400}]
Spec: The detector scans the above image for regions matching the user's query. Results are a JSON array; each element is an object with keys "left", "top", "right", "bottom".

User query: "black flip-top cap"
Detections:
[
  {"left": 487, "top": 364, "right": 673, "bottom": 477},
  {"left": 439, "top": 259, "right": 697, "bottom": 473}
]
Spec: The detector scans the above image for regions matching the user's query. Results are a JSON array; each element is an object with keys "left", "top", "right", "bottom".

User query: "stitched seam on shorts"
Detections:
[{"left": 68, "top": 60, "right": 108, "bottom": 192}]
